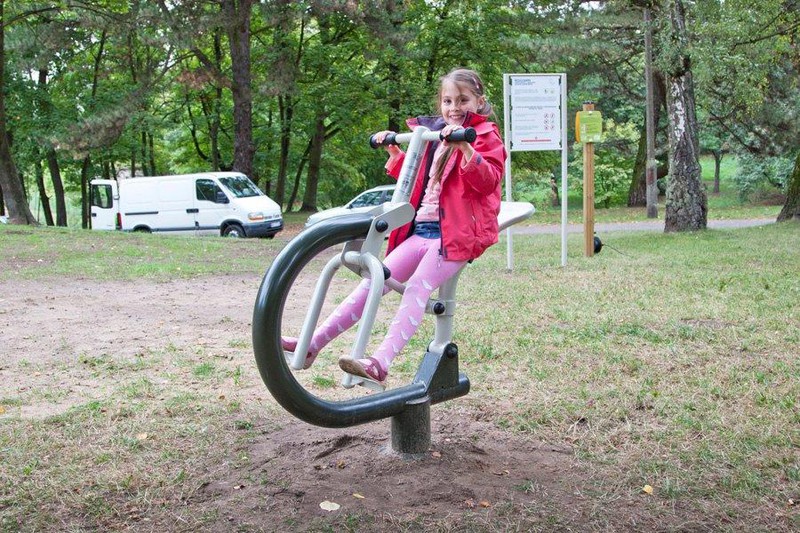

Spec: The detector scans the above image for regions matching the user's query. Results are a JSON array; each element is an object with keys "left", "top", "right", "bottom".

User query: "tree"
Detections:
[
  {"left": 777, "top": 152, "right": 800, "bottom": 221},
  {"left": 222, "top": 0, "right": 255, "bottom": 182},
  {"left": 661, "top": 0, "right": 706, "bottom": 232},
  {"left": 0, "top": 0, "right": 37, "bottom": 224}
]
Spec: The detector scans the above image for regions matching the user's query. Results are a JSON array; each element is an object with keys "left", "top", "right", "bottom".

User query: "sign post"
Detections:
[
  {"left": 575, "top": 102, "right": 602, "bottom": 257},
  {"left": 503, "top": 73, "right": 569, "bottom": 268}
]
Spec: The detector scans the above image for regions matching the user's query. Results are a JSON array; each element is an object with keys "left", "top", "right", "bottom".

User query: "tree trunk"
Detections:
[
  {"left": 148, "top": 132, "right": 156, "bottom": 175},
  {"left": 224, "top": 0, "right": 255, "bottom": 181},
  {"left": 664, "top": 0, "right": 707, "bottom": 232},
  {"left": 45, "top": 149, "right": 66, "bottom": 226},
  {"left": 300, "top": 114, "right": 326, "bottom": 212},
  {"left": 712, "top": 149, "right": 722, "bottom": 194},
  {"left": 130, "top": 147, "right": 136, "bottom": 178},
  {"left": 550, "top": 176, "right": 560, "bottom": 208},
  {"left": 777, "top": 151, "right": 800, "bottom": 222},
  {"left": 34, "top": 157, "right": 54, "bottom": 226},
  {"left": 275, "top": 95, "right": 293, "bottom": 208},
  {"left": 287, "top": 139, "right": 312, "bottom": 212},
  {"left": 81, "top": 155, "right": 91, "bottom": 228},
  {"left": 37, "top": 70, "right": 67, "bottom": 226},
  {"left": 81, "top": 30, "right": 106, "bottom": 229},
  {"left": 0, "top": 0, "right": 37, "bottom": 225},
  {"left": 628, "top": 128, "right": 648, "bottom": 206},
  {"left": 629, "top": 71, "right": 666, "bottom": 207}
]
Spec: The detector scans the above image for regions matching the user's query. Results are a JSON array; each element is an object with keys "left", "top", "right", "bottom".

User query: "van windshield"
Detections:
[{"left": 219, "top": 175, "right": 263, "bottom": 198}]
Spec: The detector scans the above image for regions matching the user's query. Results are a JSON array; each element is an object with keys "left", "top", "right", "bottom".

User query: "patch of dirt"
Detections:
[{"left": 191, "top": 414, "right": 598, "bottom": 531}]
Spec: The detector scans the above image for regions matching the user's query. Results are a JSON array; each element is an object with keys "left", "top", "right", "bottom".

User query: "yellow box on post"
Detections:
[{"left": 576, "top": 110, "right": 603, "bottom": 143}]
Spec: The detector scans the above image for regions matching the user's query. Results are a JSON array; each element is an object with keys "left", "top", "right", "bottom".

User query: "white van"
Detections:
[{"left": 90, "top": 172, "right": 283, "bottom": 238}]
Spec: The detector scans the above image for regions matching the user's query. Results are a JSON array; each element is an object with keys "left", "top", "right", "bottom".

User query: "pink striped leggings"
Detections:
[{"left": 305, "top": 235, "right": 466, "bottom": 374}]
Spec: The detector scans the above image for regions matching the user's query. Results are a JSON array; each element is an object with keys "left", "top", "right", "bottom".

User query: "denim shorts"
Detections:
[{"left": 413, "top": 221, "right": 441, "bottom": 239}]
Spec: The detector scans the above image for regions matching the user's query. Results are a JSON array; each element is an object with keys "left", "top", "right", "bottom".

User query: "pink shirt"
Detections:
[{"left": 415, "top": 143, "right": 449, "bottom": 222}]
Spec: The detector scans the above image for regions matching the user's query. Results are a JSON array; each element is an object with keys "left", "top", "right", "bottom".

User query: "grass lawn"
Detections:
[
  {"left": 0, "top": 215, "right": 798, "bottom": 530},
  {"left": 529, "top": 155, "right": 782, "bottom": 225}
]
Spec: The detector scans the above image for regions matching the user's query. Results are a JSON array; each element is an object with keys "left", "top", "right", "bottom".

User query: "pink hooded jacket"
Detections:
[{"left": 385, "top": 112, "right": 506, "bottom": 262}]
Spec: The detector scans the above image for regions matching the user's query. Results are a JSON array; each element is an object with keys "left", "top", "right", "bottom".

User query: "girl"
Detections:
[{"left": 283, "top": 68, "right": 506, "bottom": 386}]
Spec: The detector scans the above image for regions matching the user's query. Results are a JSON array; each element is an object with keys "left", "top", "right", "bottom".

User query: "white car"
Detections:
[{"left": 305, "top": 184, "right": 395, "bottom": 227}]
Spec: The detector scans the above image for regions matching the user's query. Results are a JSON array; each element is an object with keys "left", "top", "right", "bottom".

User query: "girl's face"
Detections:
[{"left": 440, "top": 81, "right": 484, "bottom": 126}]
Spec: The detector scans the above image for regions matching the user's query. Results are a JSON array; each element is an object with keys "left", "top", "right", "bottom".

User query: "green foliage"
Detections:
[
  {"left": 3, "top": 0, "right": 798, "bottom": 223},
  {"left": 732, "top": 154, "right": 795, "bottom": 202},
  {"left": 569, "top": 118, "right": 639, "bottom": 208}
]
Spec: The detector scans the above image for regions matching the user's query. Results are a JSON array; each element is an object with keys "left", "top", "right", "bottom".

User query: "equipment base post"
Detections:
[{"left": 391, "top": 397, "right": 431, "bottom": 454}]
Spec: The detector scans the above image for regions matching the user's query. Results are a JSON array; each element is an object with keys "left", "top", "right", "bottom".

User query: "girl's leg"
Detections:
[
  {"left": 340, "top": 240, "right": 466, "bottom": 382},
  {"left": 284, "top": 236, "right": 429, "bottom": 366}
]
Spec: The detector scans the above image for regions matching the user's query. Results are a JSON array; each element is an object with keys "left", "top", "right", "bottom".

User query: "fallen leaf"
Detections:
[
  {"left": 136, "top": 433, "right": 148, "bottom": 441},
  {"left": 352, "top": 493, "right": 365, "bottom": 499},
  {"left": 479, "top": 500, "right": 491, "bottom": 508},
  {"left": 319, "top": 500, "right": 340, "bottom": 511},
  {"left": 493, "top": 469, "right": 509, "bottom": 476},
  {"left": 336, "top": 460, "right": 346, "bottom": 469},
  {"left": 642, "top": 485, "right": 654, "bottom": 495},
  {"left": 431, "top": 451, "right": 442, "bottom": 458},
  {"left": 464, "top": 499, "right": 476, "bottom": 509},
  {"left": 0, "top": 406, "right": 6, "bottom": 415}
]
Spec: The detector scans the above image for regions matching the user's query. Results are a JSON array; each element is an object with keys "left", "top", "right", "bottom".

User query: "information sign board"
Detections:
[{"left": 506, "top": 75, "right": 562, "bottom": 152}]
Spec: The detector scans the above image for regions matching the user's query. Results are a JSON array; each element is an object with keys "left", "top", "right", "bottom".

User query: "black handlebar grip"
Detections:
[
  {"left": 440, "top": 127, "right": 477, "bottom": 144},
  {"left": 369, "top": 132, "right": 398, "bottom": 149}
]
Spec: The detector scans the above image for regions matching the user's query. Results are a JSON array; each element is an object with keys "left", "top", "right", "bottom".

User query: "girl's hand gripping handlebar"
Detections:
[{"left": 369, "top": 127, "right": 477, "bottom": 149}]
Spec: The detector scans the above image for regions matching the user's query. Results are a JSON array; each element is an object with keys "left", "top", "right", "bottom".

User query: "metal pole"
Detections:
[
  {"left": 503, "top": 74, "right": 514, "bottom": 271},
  {"left": 582, "top": 101, "right": 596, "bottom": 257},
  {"left": 391, "top": 397, "right": 431, "bottom": 454},
  {"left": 561, "top": 74, "right": 568, "bottom": 267}
]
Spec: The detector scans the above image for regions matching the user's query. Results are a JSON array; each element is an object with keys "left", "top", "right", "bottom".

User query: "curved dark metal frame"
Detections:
[{"left": 252, "top": 214, "right": 470, "bottom": 429}]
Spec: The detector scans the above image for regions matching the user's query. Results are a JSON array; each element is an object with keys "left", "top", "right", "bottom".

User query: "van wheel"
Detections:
[
  {"left": 133, "top": 227, "right": 151, "bottom": 233},
  {"left": 223, "top": 224, "right": 245, "bottom": 238}
]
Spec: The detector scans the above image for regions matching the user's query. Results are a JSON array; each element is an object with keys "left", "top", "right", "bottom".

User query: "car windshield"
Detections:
[
  {"left": 350, "top": 190, "right": 384, "bottom": 208},
  {"left": 219, "top": 175, "right": 262, "bottom": 198}
]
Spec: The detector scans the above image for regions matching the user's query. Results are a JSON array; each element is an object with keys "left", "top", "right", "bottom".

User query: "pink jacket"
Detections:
[{"left": 385, "top": 112, "right": 506, "bottom": 262}]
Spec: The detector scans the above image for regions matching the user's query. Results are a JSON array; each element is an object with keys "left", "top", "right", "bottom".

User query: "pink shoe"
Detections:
[
  {"left": 338, "top": 356, "right": 388, "bottom": 386},
  {"left": 281, "top": 336, "right": 319, "bottom": 369}
]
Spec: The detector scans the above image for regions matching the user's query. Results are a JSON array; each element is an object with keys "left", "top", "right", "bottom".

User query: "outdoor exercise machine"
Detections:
[{"left": 252, "top": 126, "right": 534, "bottom": 454}]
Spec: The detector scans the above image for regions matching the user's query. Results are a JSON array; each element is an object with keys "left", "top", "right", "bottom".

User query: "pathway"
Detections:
[{"left": 512, "top": 218, "right": 775, "bottom": 235}]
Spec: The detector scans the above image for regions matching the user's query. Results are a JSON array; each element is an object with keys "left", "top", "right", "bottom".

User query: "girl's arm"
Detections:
[
  {"left": 375, "top": 130, "right": 405, "bottom": 179},
  {"left": 456, "top": 130, "right": 505, "bottom": 195}
]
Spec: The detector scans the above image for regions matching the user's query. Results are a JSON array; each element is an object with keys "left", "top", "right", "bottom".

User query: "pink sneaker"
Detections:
[
  {"left": 338, "top": 356, "right": 388, "bottom": 386},
  {"left": 281, "top": 336, "right": 319, "bottom": 369}
]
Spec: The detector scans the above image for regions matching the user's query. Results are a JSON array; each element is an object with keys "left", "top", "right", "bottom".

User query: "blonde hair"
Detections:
[{"left": 431, "top": 68, "right": 492, "bottom": 183}]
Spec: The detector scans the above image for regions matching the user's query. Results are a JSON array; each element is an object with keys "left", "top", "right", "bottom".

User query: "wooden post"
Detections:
[{"left": 583, "top": 101, "right": 596, "bottom": 257}]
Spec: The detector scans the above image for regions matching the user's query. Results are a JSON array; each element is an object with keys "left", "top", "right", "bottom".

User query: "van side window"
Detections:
[
  {"left": 91, "top": 184, "right": 112, "bottom": 209},
  {"left": 196, "top": 179, "right": 223, "bottom": 202}
]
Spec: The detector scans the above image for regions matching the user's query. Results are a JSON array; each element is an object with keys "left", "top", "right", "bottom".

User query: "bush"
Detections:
[
  {"left": 568, "top": 118, "right": 638, "bottom": 208},
  {"left": 732, "top": 154, "right": 793, "bottom": 202}
]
